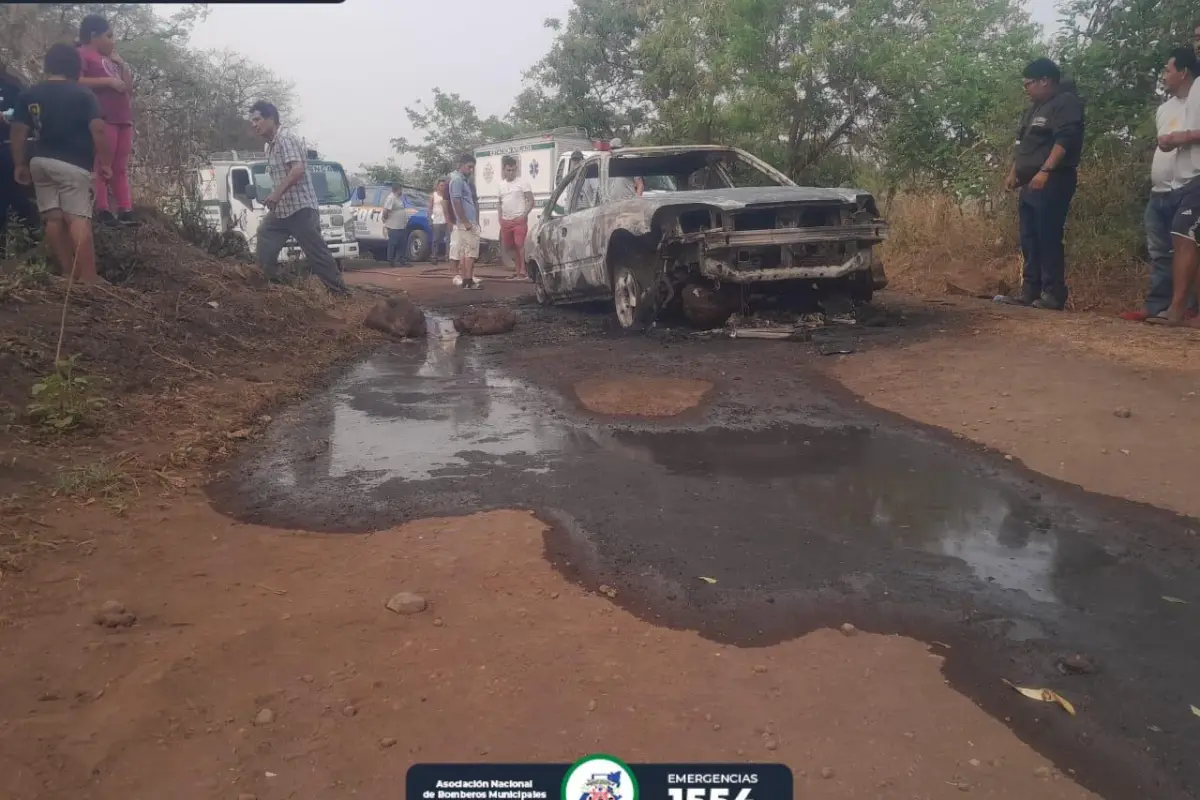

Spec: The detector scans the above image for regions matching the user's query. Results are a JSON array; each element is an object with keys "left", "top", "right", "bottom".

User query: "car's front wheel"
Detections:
[
  {"left": 532, "top": 265, "right": 552, "bottom": 306},
  {"left": 612, "top": 264, "right": 653, "bottom": 330}
]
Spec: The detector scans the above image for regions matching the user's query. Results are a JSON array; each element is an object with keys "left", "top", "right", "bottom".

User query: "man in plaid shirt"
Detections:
[{"left": 249, "top": 100, "right": 348, "bottom": 295}]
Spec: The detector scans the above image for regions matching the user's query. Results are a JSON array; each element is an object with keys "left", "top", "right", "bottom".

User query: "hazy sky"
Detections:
[{"left": 184, "top": 0, "right": 1062, "bottom": 172}]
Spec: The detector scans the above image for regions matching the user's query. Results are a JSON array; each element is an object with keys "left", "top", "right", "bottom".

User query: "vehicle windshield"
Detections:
[
  {"left": 251, "top": 161, "right": 352, "bottom": 205},
  {"left": 607, "top": 149, "right": 789, "bottom": 191}
]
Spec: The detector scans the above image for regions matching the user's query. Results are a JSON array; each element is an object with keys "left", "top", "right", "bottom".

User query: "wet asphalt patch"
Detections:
[{"left": 209, "top": 315, "right": 1200, "bottom": 800}]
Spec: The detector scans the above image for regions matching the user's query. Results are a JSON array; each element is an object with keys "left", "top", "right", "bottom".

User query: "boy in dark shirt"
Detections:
[{"left": 10, "top": 43, "right": 110, "bottom": 284}]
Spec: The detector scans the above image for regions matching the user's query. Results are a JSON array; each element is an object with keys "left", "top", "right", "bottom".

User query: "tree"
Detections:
[
  {"left": 508, "top": 0, "right": 1039, "bottom": 190},
  {"left": 358, "top": 160, "right": 407, "bottom": 186},
  {"left": 391, "top": 88, "right": 532, "bottom": 188},
  {"left": 510, "top": 3, "right": 649, "bottom": 138},
  {"left": 0, "top": 3, "right": 295, "bottom": 202},
  {"left": 1056, "top": 0, "right": 1194, "bottom": 141}
]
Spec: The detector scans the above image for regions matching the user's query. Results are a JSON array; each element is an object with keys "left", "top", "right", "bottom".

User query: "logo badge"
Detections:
[
  {"left": 529, "top": 159, "right": 540, "bottom": 178},
  {"left": 483, "top": 162, "right": 495, "bottom": 184},
  {"left": 562, "top": 755, "right": 638, "bottom": 800}
]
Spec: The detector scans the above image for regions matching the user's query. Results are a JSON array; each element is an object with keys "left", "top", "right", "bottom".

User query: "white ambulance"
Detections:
[{"left": 473, "top": 127, "right": 594, "bottom": 253}]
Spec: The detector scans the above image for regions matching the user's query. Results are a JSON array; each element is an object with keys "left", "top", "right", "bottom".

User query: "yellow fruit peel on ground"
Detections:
[{"left": 1004, "top": 679, "right": 1077, "bottom": 716}]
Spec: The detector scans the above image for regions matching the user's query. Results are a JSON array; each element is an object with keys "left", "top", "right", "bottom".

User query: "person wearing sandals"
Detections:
[
  {"left": 449, "top": 153, "right": 483, "bottom": 290},
  {"left": 77, "top": 14, "right": 135, "bottom": 226},
  {"left": 1121, "top": 48, "right": 1200, "bottom": 324}
]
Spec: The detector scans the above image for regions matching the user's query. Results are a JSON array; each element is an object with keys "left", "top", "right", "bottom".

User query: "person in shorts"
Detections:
[
  {"left": 10, "top": 43, "right": 110, "bottom": 284},
  {"left": 1160, "top": 38, "right": 1200, "bottom": 328},
  {"left": 497, "top": 155, "right": 533, "bottom": 280},
  {"left": 449, "top": 153, "right": 482, "bottom": 289}
]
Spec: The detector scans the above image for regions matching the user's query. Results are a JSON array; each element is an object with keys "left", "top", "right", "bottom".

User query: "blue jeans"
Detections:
[
  {"left": 1018, "top": 168, "right": 1076, "bottom": 305},
  {"left": 1144, "top": 191, "right": 1198, "bottom": 316},
  {"left": 386, "top": 227, "right": 409, "bottom": 265}
]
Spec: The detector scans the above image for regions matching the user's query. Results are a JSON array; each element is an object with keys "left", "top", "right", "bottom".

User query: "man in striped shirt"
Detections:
[{"left": 249, "top": 100, "right": 348, "bottom": 296}]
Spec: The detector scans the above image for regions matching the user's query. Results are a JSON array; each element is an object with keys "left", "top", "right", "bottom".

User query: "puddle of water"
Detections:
[
  {"left": 324, "top": 315, "right": 567, "bottom": 485},
  {"left": 267, "top": 322, "right": 1111, "bottom": 604},
  {"left": 601, "top": 426, "right": 1089, "bottom": 604}
]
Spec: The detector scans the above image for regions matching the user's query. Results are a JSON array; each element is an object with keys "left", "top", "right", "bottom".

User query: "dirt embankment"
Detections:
[{"left": 0, "top": 211, "right": 383, "bottom": 574}]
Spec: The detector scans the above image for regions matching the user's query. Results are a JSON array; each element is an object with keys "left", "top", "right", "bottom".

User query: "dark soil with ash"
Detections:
[{"left": 0, "top": 208, "right": 381, "bottom": 498}]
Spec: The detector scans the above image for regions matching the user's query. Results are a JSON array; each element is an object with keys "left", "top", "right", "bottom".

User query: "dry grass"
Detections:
[
  {"left": 0, "top": 496, "right": 64, "bottom": 581},
  {"left": 881, "top": 177, "right": 1148, "bottom": 314}
]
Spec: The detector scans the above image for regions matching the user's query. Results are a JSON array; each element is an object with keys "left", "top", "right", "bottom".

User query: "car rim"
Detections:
[{"left": 614, "top": 270, "right": 638, "bottom": 328}]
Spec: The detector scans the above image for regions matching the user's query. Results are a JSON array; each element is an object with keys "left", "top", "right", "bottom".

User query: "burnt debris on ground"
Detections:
[
  {"left": 0, "top": 207, "right": 378, "bottom": 497},
  {"left": 210, "top": 320, "right": 1200, "bottom": 800}
]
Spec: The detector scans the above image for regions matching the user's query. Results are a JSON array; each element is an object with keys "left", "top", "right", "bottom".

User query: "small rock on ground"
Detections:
[
  {"left": 1113, "top": 407, "right": 1132, "bottom": 418},
  {"left": 380, "top": 737, "right": 397, "bottom": 748},
  {"left": 1057, "top": 653, "right": 1097, "bottom": 675},
  {"left": 820, "top": 767, "right": 835, "bottom": 779},
  {"left": 93, "top": 600, "right": 136, "bottom": 629},
  {"left": 253, "top": 708, "right": 274, "bottom": 726},
  {"left": 839, "top": 622, "right": 857, "bottom": 636},
  {"left": 386, "top": 592, "right": 428, "bottom": 615}
]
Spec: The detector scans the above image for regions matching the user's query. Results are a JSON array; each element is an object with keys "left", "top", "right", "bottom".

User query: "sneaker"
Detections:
[
  {"left": 117, "top": 210, "right": 137, "bottom": 226},
  {"left": 95, "top": 210, "right": 117, "bottom": 226}
]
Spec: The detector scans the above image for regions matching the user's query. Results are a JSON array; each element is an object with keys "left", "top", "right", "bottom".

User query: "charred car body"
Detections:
[{"left": 523, "top": 145, "right": 889, "bottom": 329}]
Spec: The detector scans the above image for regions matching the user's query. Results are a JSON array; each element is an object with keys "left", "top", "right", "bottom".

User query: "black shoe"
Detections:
[
  {"left": 1032, "top": 293, "right": 1065, "bottom": 311},
  {"left": 95, "top": 210, "right": 117, "bottom": 226},
  {"left": 117, "top": 210, "right": 137, "bottom": 226}
]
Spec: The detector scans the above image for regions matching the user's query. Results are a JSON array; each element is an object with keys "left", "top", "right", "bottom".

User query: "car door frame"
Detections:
[{"left": 546, "top": 155, "right": 610, "bottom": 302}]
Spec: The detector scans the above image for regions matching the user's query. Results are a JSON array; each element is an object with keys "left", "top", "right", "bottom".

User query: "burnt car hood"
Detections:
[{"left": 630, "top": 186, "right": 870, "bottom": 210}]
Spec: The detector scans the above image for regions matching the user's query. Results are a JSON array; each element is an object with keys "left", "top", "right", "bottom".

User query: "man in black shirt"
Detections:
[
  {"left": 999, "top": 58, "right": 1085, "bottom": 310},
  {"left": 10, "top": 43, "right": 110, "bottom": 284},
  {"left": 0, "top": 60, "right": 38, "bottom": 257}
]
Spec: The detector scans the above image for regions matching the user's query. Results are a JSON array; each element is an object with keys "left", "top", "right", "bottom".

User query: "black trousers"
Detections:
[{"left": 1018, "top": 168, "right": 1077, "bottom": 305}]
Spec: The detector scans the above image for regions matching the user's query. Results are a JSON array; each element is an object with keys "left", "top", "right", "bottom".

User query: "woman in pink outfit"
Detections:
[{"left": 78, "top": 14, "right": 134, "bottom": 225}]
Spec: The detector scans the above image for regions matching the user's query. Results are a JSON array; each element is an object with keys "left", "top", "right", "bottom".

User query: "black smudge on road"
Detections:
[{"left": 209, "top": 321, "right": 1200, "bottom": 800}]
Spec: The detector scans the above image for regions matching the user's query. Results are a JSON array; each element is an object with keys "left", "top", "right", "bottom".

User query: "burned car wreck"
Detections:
[{"left": 523, "top": 145, "right": 889, "bottom": 330}]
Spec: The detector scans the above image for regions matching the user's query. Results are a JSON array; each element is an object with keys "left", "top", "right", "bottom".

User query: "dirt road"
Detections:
[{"left": 3, "top": 261, "right": 1199, "bottom": 800}]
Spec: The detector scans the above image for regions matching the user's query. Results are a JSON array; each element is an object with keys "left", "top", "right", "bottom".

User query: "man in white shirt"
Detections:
[
  {"left": 428, "top": 178, "right": 449, "bottom": 264},
  {"left": 497, "top": 155, "right": 533, "bottom": 279},
  {"left": 382, "top": 182, "right": 410, "bottom": 267},
  {"left": 1160, "top": 45, "right": 1200, "bottom": 326},
  {"left": 1125, "top": 47, "right": 1199, "bottom": 322}
]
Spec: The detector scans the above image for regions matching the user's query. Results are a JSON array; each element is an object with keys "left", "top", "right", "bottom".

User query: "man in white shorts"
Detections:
[
  {"left": 448, "top": 153, "right": 482, "bottom": 290},
  {"left": 10, "top": 43, "right": 110, "bottom": 284}
]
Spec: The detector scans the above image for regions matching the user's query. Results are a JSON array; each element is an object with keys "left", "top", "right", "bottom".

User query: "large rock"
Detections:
[
  {"left": 364, "top": 296, "right": 427, "bottom": 339},
  {"left": 453, "top": 308, "right": 517, "bottom": 336}
]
